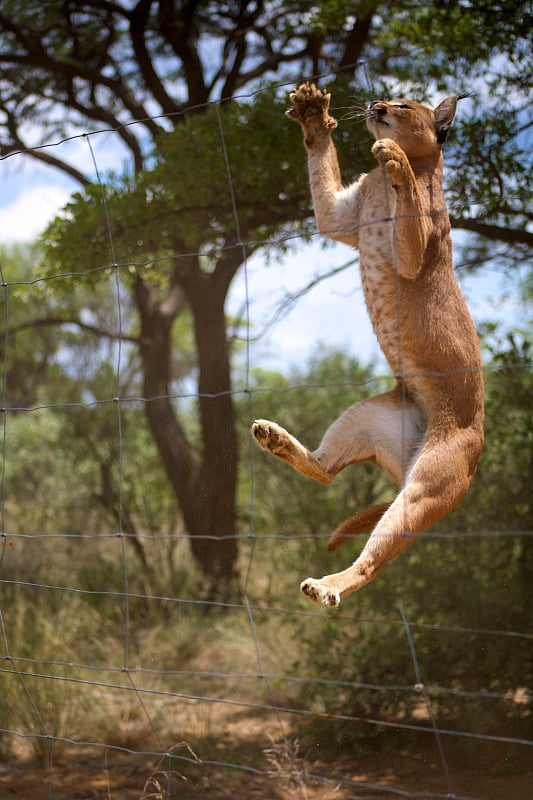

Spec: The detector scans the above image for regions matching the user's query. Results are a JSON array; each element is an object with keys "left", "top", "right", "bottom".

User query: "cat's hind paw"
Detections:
[
  {"left": 251, "top": 419, "right": 291, "bottom": 455},
  {"left": 300, "top": 578, "right": 340, "bottom": 608}
]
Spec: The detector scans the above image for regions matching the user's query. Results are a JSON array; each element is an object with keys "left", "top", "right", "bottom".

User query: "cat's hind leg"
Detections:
[
  {"left": 301, "top": 424, "right": 482, "bottom": 607},
  {"left": 252, "top": 418, "right": 334, "bottom": 483},
  {"left": 252, "top": 385, "right": 424, "bottom": 486}
]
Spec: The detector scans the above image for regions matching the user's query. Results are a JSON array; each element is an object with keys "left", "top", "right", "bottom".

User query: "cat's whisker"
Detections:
[{"left": 337, "top": 111, "right": 368, "bottom": 123}]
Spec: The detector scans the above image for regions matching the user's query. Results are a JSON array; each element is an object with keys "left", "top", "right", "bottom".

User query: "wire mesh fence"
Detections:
[{"left": 0, "top": 44, "right": 531, "bottom": 800}]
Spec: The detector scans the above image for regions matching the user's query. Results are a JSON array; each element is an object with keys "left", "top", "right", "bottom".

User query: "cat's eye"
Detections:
[{"left": 391, "top": 103, "right": 412, "bottom": 109}]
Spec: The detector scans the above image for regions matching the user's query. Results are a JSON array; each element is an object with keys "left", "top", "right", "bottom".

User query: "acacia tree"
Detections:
[{"left": 1, "top": 1, "right": 531, "bottom": 591}]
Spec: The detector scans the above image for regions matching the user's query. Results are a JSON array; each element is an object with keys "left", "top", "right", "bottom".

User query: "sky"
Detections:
[
  {"left": 0, "top": 130, "right": 520, "bottom": 377},
  {"left": 240, "top": 240, "right": 518, "bottom": 372}
]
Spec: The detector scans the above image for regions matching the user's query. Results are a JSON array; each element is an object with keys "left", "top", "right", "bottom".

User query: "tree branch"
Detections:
[
  {"left": 450, "top": 217, "right": 533, "bottom": 248},
  {"left": 9, "top": 316, "right": 139, "bottom": 343},
  {"left": 157, "top": 0, "right": 208, "bottom": 106},
  {"left": 239, "top": 257, "right": 357, "bottom": 344},
  {"left": 339, "top": 9, "right": 376, "bottom": 70},
  {"left": 0, "top": 105, "right": 90, "bottom": 185},
  {"left": 62, "top": 82, "right": 146, "bottom": 172},
  {"left": 129, "top": 0, "right": 182, "bottom": 117},
  {"left": 224, "top": 46, "right": 310, "bottom": 93},
  {"left": 0, "top": 10, "right": 161, "bottom": 139},
  {"left": 0, "top": 142, "right": 90, "bottom": 187}
]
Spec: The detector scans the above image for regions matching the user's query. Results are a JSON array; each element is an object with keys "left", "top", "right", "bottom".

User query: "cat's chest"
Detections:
[
  {"left": 359, "top": 221, "right": 397, "bottom": 313},
  {"left": 360, "top": 256, "right": 396, "bottom": 323},
  {"left": 358, "top": 240, "right": 404, "bottom": 368},
  {"left": 357, "top": 184, "right": 401, "bottom": 329}
]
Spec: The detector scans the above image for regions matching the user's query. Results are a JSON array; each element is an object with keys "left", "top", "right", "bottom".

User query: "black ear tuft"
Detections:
[{"left": 433, "top": 96, "right": 459, "bottom": 144}]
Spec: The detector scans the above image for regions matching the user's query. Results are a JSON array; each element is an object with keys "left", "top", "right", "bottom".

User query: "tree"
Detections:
[
  {"left": 36, "top": 95, "right": 318, "bottom": 593},
  {"left": 1, "top": 1, "right": 531, "bottom": 593},
  {"left": 448, "top": 326, "right": 532, "bottom": 535},
  {"left": 0, "top": 244, "right": 66, "bottom": 409},
  {"left": 1, "top": 246, "right": 182, "bottom": 584}
]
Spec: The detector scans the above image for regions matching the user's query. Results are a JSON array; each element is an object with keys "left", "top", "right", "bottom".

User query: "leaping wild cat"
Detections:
[{"left": 252, "top": 83, "right": 484, "bottom": 607}]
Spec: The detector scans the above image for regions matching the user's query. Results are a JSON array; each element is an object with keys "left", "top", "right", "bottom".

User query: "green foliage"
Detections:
[
  {"left": 4, "top": 0, "right": 531, "bottom": 248},
  {"left": 41, "top": 91, "right": 318, "bottom": 283},
  {"left": 371, "top": 0, "right": 533, "bottom": 86},
  {"left": 241, "top": 347, "right": 395, "bottom": 551},
  {"left": 446, "top": 329, "right": 532, "bottom": 533},
  {"left": 2, "top": 356, "right": 183, "bottom": 589},
  {"left": 262, "top": 339, "right": 532, "bottom": 753},
  {"left": 0, "top": 333, "right": 530, "bottom": 765},
  {"left": 1, "top": 2, "right": 532, "bottom": 766},
  {"left": 0, "top": 244, "right": 66, "bottom": 408}
]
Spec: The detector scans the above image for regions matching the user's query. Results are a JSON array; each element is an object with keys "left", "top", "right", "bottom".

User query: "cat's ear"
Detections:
[{"left": 433, "top": 96, "right": 459, "bottom": 144}]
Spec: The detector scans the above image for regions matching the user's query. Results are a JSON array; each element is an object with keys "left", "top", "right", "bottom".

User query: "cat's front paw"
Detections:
[
  {"left": 372, "top": 138, "right": 409, "bottom": 186},
  {"left": 300, "top": 578, "right": 340, "bottom": 608},
  {"left": 372, "top": 137, "right": 405, "bottom": 165},
  {"left": 286, "top": 82, "right": 337, "bottom": 143}
]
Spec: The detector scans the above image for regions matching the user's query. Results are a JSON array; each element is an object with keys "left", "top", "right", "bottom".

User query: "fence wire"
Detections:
[{"left": 0, "top": 50, "right": 531, "bottom": 800}]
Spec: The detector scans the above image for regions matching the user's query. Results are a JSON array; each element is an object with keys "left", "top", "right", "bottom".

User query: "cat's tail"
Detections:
[{"left": 327, "top": 502, "right": 392, "bottom": 551}]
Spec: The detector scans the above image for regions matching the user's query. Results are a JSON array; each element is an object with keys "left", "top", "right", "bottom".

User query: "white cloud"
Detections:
[
  {"left": 0, "top": 184, "right": 72, "bottom": 243},
  {"left": 0, "top": 126, "right": 132, "bottom": 246}
]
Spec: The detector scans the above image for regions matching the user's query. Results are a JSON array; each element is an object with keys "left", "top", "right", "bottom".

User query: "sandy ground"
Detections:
[{"left": 1, "top": 720, "right": 531, "bottom": 800}]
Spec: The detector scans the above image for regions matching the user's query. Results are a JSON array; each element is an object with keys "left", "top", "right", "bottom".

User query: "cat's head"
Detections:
[{"left": 365, "top": 96, "right": 460, "bottom": 159}]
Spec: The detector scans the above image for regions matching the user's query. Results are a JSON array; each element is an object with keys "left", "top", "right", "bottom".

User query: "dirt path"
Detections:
[{"left": 1, "top": 739, "right": 531, "bottom": 800}]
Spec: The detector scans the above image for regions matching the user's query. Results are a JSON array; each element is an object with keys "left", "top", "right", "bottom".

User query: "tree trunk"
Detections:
[
  {"left": 134, "top": 273, "right": 239, "bottom": 596},
  {"left": 187, "top": 273, "right": 239, "bottom": 594}
]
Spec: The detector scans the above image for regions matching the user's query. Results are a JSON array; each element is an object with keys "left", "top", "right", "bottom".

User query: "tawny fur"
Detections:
[{"left": 252, "top": 83, "right": 484, "bottom": 607}]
